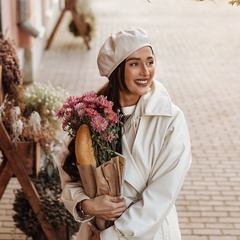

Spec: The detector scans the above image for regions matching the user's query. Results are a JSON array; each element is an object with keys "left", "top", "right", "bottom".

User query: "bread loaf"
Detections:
[{"left": 75, "top": 124, "right": 96, "bottom": 167}]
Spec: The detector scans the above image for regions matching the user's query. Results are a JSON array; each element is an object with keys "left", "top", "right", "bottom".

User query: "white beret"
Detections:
[{"left": 97, "top": 27, "right": 152, "bottom": 78}]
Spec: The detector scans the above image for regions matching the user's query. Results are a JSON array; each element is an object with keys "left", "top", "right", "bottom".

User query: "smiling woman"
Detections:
[
  {"left": 57, "top": 27, "right": 192, "bottom": 240},
  {"left": 122, "top": 47, "right": 155, "bottom": 106}
]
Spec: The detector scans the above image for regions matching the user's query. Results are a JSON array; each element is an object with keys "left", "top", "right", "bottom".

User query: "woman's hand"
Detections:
[
  {"left": 82, "top": 195, "right": 126, "bottom": 221},
  {"left": 88, "top": 222, "right": 101, "bottom": 240}
]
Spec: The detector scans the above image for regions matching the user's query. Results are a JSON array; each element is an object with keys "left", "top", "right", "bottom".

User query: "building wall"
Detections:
[{"left": 0, "top": 0, "right": 63, "bottom": 83}]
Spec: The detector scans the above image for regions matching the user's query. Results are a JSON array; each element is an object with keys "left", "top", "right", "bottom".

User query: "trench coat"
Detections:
[{"left": 57, "top": 79, "right": 192, "bottom": 240}]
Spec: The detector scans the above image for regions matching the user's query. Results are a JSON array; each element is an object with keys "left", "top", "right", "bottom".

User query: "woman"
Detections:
[{"left": 57, "top": 27, "right": 192, "bottom": 240}]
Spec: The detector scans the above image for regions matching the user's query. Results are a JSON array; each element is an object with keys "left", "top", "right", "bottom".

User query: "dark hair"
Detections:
[
  {"left": 63, "top": 61, "right": 126, "bottom": 181},
  {"left": 97, "top": 59, "right": 129, "bottom": 112},
  {"left": 62, "top": 138, "right": 80, "bottom": 181}
]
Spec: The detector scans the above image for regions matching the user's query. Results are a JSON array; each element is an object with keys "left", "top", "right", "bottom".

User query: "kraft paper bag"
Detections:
[
  {"left": 77, "top": 164, "right": 96, "bottom": 199},
  {"left": 95, "top": 156, "right": 121, "bottom": 197},
  {"left": 77, "top": 154, "right": 126, "bottom": 230},
  {"left": 94, "top": 156, "right": 124, "bottom": 230}
]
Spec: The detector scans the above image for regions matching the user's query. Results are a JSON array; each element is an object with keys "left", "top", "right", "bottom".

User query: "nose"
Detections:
[{"left": 140, "top": 63, "right": 149, "bottom": 76}]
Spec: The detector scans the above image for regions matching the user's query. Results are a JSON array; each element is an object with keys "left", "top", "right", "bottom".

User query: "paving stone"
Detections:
[{"left": 1, "top": 0, "right": 240, "bottom": 239}]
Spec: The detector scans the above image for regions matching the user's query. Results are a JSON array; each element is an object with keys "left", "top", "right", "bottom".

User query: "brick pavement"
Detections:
[{"left": 0, "top": 0, "right": 240, "bottom": 239}]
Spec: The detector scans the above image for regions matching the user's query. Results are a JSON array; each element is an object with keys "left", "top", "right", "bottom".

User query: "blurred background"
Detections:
[{"left": 0, "top": 0, "right": 240, "bottom": 239}]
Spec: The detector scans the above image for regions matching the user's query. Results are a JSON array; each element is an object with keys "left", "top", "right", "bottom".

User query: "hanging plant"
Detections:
[
  {"left": 13, "top": 164, "right": 80, "bottom": 239},
  {"left": 67, "top": 0, "right": 95, "bottom": 39},
  {"left": 68, "top": 17, "right": 94, "bottom": 38},
  {"left": 0, "top": 35, "right": 24, "bottom": 106}
]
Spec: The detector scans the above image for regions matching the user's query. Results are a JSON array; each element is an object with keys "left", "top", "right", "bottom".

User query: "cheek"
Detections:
[
  {"left": 125, "top": 68, "right": 137, "bottom": 79},
  {"left": 124, "top": 77, "right": 133, "bottom": 90},
  {"left": 150, "top": 67, "right": 155, "bottom": 77},
  {"left": 124, "top": 70, "right": 135, "bottom": 85}
]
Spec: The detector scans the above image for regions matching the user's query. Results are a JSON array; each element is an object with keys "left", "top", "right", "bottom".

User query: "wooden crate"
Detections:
[{"left": 16, "top": 142, "right": 41, "bottom": 177}]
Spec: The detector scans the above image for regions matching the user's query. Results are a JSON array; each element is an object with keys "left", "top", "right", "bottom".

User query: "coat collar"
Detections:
[{"left": 138, "top": 79, "right": 173, "bottom": 117}]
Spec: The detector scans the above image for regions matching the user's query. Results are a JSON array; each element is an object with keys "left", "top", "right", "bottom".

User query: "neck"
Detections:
[{"left": 120, "top": 93, "right": 140, "bottom": 107}]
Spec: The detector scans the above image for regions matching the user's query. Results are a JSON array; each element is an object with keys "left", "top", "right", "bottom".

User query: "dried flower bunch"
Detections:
[
  {"left": 22, "top": 82, "right": 68, "bottom": 128},
  {"left": 0, "top": 35, "right": 24, "bottom": 105},
  {"left": 1, "top": 82, "right": 68, "bottom": 153},
  {"left": 56, "top": 91, "right": 122, "bottom": 166},
  {"left": 0, "top": 35, "right": 68, "bottom": 154}
]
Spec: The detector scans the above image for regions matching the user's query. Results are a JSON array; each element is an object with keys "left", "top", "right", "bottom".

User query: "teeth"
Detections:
[{"left": 135, "top": 80, "right": 148, "bottom": 84}]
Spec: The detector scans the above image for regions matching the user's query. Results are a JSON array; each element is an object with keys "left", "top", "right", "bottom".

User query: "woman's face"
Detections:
[{"left": 120, "top": 46, "right": 155, "bottom": 107}]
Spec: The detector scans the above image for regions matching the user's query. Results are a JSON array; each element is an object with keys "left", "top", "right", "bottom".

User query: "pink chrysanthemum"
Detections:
[
  {"left": 85, "top": 108, "right": 98, "bottom": 118},
  {"left": 82, "top": 91, "right": 97, "bottom": 99},
  {"left": 91, "top": 115, "right": 108, "bottom": 132},
  {"left": 104, "top": 108, "right": 118, "bottom": 124},
  {"left": 82, "top": 91, "right": 98, "bottom": 108},
  {"left": 65, "top": 96, "right": 81, "bottom": 108},
  {"left": 101, "top": 132, "right": 115, "bottom": 142},
  {"left": 97, "top": 95, "right": 113, "bottom": 109}
]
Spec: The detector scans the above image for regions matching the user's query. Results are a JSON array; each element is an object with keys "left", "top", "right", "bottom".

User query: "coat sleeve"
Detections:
[
  {"left": 57, "top": 135, "right": 93, "bottom": 222},
  {"left": 101, "top": 109, "right": 192, "bottom": 239}
]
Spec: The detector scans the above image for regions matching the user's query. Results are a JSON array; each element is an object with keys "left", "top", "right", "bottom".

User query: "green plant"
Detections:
[
  {"left": 196, "top": 0, "right": 240, "bottom": 5},
  {"left": 229, "top": 0, "right": 240, "bottom": 5},
  {"left": 13, "top": 164, "right": 80, "bottom": 239}
]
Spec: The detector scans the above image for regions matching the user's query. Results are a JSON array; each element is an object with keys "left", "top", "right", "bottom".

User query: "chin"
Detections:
[{"left": 143, "top": 85, "right": 152, "bottom": 93}]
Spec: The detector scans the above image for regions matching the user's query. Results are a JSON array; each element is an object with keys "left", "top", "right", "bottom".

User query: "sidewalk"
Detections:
[{"left": 1, "top": 0, "right": 240, "bottom": 239}]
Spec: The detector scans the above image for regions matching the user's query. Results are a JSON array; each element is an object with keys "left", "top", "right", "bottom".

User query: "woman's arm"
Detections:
[
  {"left": 57, "top": 135, "right": 126, "bottom": 223},
  {"left": 57, "top": 135, "right": 93, "bottom": 222}
]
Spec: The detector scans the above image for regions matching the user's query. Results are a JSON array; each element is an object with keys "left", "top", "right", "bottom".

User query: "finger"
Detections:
[
  {"left": 116, "top": 205, "right": 126, "bottom": 211},
  {"left": 87, "top": 222, "right": 98, "bottom": 233},
  {"left": 88, "top": 226, "right": 93, "bottom": 237},
  {"left": 111, "top": 196, "right": 124, "bottom": 203},
  {"left": 109, "top": 212, "right": 123, "bottom": 221},
  {"left": 115, "top": 211, "right": 124, "bottom": 218},
  {"left": 108, "top": 215, "right": 119, "bottom": 221}
]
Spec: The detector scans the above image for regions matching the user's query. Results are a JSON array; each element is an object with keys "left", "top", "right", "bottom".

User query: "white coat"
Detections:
[{"left": 57, "top": 79, "right": 192, "bottom": 240}]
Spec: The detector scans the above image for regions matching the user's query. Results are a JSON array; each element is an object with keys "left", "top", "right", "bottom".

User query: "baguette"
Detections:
[{"left": 75, "top": 124, "right": 96, "bottom": 167}]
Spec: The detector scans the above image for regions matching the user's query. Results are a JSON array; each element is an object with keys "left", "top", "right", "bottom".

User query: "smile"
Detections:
[{"left": 135, "top": 80, "right": 148, "bottom": 85}]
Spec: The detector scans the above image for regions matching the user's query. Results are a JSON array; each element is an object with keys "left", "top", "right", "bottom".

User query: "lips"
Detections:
[{"left": 134, "top": 79, "right": 149, "bottom": 86}]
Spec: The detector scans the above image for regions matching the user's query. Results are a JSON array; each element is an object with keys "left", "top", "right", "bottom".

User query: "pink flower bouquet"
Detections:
[{"left": 56, "top": 91, "right": 122, "bottom": 166}]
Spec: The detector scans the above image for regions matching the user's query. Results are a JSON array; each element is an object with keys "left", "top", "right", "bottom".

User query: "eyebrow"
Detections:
[{"left": 126, "top": 56, "right": 154, "bottom": 62}]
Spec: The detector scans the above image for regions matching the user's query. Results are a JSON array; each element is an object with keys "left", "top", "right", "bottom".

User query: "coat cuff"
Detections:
[
  {"left": 72, "top": 198, "right": 94, "bottom": 223},
  {"left": 73, "top": 206, "right": 94, "bottom": 222}
]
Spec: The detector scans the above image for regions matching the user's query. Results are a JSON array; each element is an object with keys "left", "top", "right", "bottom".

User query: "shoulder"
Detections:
[
  {"left": 140, "top": 80, "right": 187, "bottom": 126},
  {"left": 141, "top": 79, "right": 173, "bottom": 116}
]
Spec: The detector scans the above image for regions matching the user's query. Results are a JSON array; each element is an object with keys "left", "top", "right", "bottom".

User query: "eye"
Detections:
[
  {"left": 130, "top": 62, "right": 140, "bottom": 67},
  {"left": 147, "top": 60, "right": 154, "bottom": 66}
]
